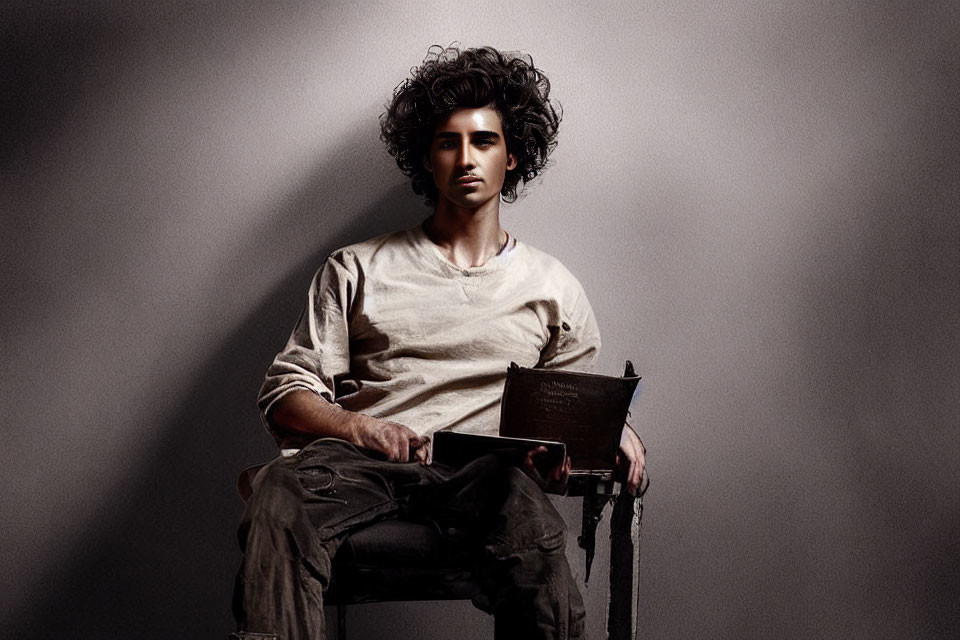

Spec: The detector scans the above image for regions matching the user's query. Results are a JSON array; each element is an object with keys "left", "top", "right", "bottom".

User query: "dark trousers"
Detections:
[{"left": 232, "top": 438, "right": 586, "bottom": 640}]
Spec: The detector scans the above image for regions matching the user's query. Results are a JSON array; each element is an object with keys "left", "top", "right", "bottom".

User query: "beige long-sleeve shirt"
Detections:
[{"left": 258, "top": 223, "right": 600, "bottom": 438}]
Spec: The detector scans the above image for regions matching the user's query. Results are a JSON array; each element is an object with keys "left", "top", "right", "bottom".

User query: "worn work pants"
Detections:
[{"left": 232, "top": 438, "right": 586, "bottom": 640}]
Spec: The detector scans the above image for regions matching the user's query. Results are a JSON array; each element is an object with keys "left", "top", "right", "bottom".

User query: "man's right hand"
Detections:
[
  {"left": 351, "top": 414, "right": 429, "bottom": 463},
  {"left": 270, "top": 391, "right": 429, "bottom": 463}
]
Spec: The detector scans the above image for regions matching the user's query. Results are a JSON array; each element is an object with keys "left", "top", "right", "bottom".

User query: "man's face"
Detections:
[{"left": 425, "top": 106, "right": 518, "bottom": 210}]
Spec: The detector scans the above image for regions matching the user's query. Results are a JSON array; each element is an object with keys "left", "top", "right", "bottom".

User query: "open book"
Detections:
[{"left": 432, "top": 361, "right": 641, "bottom": 475}]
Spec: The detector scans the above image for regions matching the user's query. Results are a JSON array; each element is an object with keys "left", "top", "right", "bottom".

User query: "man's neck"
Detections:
[{"left": 425, "top": 199, "right": 507, "bottom": 269}]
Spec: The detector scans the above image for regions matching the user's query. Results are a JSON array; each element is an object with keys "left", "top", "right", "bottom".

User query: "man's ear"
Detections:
[
  {"left": 506, "top": 153, "right": 518, "bottom": 171},
  {"left": 422, "top": 154, "right": 432, "bottom": 172}
]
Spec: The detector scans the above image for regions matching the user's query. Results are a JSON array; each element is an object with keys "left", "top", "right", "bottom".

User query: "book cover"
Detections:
[{"left": 498, "top": 361, "right": 641, "bottom": 472}]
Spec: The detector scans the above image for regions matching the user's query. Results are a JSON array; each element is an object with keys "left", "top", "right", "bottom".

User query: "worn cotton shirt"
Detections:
[{"left": 258, "top": 223, "right": 601, "bottom": 438}]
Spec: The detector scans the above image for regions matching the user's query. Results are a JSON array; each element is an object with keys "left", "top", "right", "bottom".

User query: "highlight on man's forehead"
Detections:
[{"left": 432, "top": 107, "right": 506, "bottom": 136}]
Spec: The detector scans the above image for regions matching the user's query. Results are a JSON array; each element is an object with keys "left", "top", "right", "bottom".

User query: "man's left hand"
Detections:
[
  {"left": 616, "top": 424, "right": 646, "bottom": 495},
  {"left": 524, "top": 446, "right": 571, "bottom": 494}
]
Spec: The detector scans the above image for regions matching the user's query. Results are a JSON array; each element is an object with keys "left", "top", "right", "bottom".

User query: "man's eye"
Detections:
[
  {"left": 475, "top": 139, "right": 494, "bottom": 147},
  {"left": 438, "top": 141, "right": 456, "bottom": 149}
]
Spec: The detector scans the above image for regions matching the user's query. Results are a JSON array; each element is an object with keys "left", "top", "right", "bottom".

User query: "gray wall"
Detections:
[{"left": 2, "top": 1, "right": 958, "bottom": 638}]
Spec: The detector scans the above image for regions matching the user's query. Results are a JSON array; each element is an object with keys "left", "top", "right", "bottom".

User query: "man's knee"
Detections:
[
  {"left": 493, "top": 467, "right": 568, "bottom": 556},
  {"left": 241, "top": 460, "right": 302, "bottom": 533}
]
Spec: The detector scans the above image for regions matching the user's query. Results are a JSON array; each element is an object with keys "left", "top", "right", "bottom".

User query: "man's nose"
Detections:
[{"left": 456, "top": 141, "right": 475, "bottom": 168}]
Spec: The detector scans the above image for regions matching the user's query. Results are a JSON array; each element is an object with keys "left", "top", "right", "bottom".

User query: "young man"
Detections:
[{"left": 232, "top": 46, "right": 645, "bottom": 640}]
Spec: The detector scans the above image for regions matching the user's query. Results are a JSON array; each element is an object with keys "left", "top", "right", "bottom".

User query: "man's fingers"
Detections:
[
  {"left": 553, "top": 456, "right": 571, "bottom": 493},
  {"left": 384, "top": 426, "right": 405, "bottom": 462},
  {"left": 525, "top": 446, "right": 547, "bottom": 473},
  {"left": 632, "top": 445, "right": 646, "bottom": 494},
  {"left": 409, "top": 435, "right": 429, "bottom": 465},
  {"left": 396, "top": 430, "right": 410, "bottom": 462},
  {"left": 384, "top": 430, "right": 398, "bottom": 461},
  {"left": 414, "top": 441, "right": 430, "bottom": 465},
  {"left": 617, "top": 432, "right": 646, "bottom": 495},
  {"left": 628, "top": 459, "right": 639, "bottom": 495},
  {"left": 635, "top": 446, "right": 646, "bottom": 491},
  {"left": 408, "top": 434, "right": 428, "bottom": 449},
  {"left": 380, "top": 422, "right": 420, "bottom": 463}
]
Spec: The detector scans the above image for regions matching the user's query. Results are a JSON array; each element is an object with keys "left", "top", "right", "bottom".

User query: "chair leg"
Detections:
[{"left": 337, "top": 603, "right": 347, "bottom": 640}]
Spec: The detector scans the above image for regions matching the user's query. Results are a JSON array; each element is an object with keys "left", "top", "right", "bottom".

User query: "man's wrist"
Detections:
[{"left": 342, "top": 409, "right": 363, "bottom": 445}]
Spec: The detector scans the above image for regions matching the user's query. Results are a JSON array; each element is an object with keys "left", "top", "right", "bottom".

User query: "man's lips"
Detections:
[{"left": 455, "top": 175, "right": 482, "bottom": 185}]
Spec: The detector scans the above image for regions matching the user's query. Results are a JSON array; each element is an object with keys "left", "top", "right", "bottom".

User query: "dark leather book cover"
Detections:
[{"left": 498, "top": 361, "right": 641, "bottom": 472}]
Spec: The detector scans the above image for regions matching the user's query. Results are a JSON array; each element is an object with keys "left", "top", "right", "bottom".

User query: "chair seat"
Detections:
[{"left": 327, "top": 519, "right": 482, "bottom": 605}]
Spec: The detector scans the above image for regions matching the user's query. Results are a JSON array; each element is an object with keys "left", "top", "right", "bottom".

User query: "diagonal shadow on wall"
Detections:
[{"left": 4, "top": 129, "right": 432, "bottom": 638}]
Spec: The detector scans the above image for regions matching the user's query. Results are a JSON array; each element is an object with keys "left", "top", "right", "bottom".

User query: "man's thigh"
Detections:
[{"left": 246, "top": 438, "right": 432, "bottom": 540}]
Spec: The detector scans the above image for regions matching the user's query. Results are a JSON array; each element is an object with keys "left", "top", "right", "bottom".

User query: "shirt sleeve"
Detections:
[
  {"left": 537, "top": 285, "right": 602, "bottom": 372},
  {"left": 256, "top": 252, "right": 358, "bottom": 432}
]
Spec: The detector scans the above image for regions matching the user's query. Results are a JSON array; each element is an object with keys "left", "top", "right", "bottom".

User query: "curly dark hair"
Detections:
[{"left": 380, "top": 45, "right": 561, "bottom": 206}]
